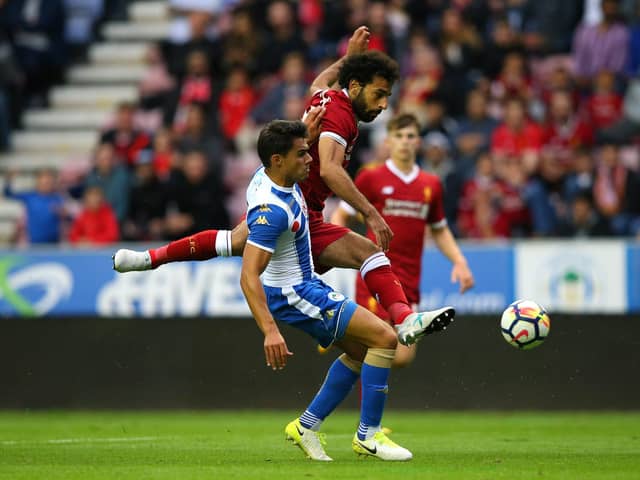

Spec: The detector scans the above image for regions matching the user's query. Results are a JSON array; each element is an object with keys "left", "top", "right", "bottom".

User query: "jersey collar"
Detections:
[{"left": 385, "top": 159, "right": 419, "bottom": 184}]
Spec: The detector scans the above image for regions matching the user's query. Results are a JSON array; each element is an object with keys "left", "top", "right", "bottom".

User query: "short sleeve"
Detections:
[
  {"left": 311, "top": 91, "right": 355, "bottom": 147},
  {"left": 246, "top": 204, "right": 289, "bottom": 252},
  {"left": 354, "top": 169, "right": 373, "bottom": 201}
]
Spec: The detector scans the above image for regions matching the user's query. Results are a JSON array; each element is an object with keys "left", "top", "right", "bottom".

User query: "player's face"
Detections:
[
  {"left": 282, "top": 137, "right": 312, "bottom": 185},
  {"left": 352, "top": 76, "right": 392, "bottom": 122},
  {"left": 387, "top": 125, "right": 420, "bottom": 163}
]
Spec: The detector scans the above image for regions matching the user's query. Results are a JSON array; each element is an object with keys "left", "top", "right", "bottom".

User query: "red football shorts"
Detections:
[{"left": 308, "top": 209, "right": 351, "bottom": 274}]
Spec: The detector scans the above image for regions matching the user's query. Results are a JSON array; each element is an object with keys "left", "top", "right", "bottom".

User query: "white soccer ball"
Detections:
[{"left": 500, "top": 299, "right": 551, "bottom": 350}]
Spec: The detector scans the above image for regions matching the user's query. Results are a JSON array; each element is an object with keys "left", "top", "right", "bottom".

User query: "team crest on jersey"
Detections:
[
  {"left": 255, "top": 215, "right": 269, "bottom": 225},
  {"left": 258, "top": 204, "right": 271, "bottom": 212},
  {"left": 328, "top": 291, "right": 345, "bottom": 302},
  {"left": 423, "top": 187, "right": 432, "bottom": 203}
]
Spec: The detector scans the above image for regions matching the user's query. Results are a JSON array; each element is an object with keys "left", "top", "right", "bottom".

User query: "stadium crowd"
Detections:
[{"left": 2, "top": 0, "right": 640, "bottom": 245}]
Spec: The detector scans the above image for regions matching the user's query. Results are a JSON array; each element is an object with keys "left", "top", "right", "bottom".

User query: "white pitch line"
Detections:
[{"left": 1, "top": 436, "right": 162, "bottom": 446}]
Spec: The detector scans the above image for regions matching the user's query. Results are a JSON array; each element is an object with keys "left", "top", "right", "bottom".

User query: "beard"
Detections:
[{"left": 352, "top": 91, "right": 382, "bottom": 123}]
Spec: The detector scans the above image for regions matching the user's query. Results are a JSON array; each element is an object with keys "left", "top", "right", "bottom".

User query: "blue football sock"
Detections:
[
  {"left": 300, "top": 356, "right": 360, "bottom": 430},
  {"left": 358, "top": 354, "right": 392, "bottom": 440}
]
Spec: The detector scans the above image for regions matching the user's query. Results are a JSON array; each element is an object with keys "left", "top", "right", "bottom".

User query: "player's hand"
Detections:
[
  {"left": 346, "top": 26, "right": 370, "bottom": 56},
  {"left": 451, "top": 261, "right": 475, "bottom": 294},
  {"left": 364, "top": 208, "right": 393, "bottom": 251},
  {"left": 303, "top": 105, "right": 325, "bottom": 144},
  {"left": 264, "top": 330, "right": 293, "bottom": 370}
]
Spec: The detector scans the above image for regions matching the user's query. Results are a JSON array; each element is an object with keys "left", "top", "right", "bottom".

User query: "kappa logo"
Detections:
[
  {"left": 258, "top": 204, "right": 272, "bottom": 212},
  {"left": 255, "top": 215, "right": 269, "bottom": 226},
  {"left": 325, "top": 309, "right": 335, "bottom": 320},
  {"left": 328, "top": 291, "right": 345, "bottom": 302}
]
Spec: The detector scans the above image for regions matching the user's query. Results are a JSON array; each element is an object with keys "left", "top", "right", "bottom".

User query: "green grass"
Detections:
[{"left": 0, "top": 411, "right": 639, "bottom": 479}]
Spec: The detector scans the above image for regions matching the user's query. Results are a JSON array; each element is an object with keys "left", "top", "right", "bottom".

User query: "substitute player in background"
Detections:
[
  {"left": 114, "top": 27, "right": 455, "bottom": 344},
  {"left": 331, "top": 113, "right": 475, "bottom": 367},
  {"left": 241, "top": 119, "right": 412, "bottom": 461}
]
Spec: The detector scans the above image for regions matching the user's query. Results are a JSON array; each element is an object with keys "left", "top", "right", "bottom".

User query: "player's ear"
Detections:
[
  {"left": 270, "top": 153, "right": 281, "bottom": 168},
  {"left": 348, "top": 79, "right": 363, "bottom": 96}
]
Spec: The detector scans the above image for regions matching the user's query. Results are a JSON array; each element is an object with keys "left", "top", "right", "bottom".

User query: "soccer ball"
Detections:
[{"left": 500, "top": 299, "right": 550, "bottom": 350}]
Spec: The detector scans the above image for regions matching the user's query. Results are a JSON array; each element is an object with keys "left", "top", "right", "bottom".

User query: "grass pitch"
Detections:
[{"left": 0, "top": 410, "right": 639, "bottom": 479}]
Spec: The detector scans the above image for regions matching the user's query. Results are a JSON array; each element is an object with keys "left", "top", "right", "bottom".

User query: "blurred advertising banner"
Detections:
[
  {"left": 515, "top": 240, "right": 627, "bottom": 313},
  {"left": 0, "top": 240, "right": 637, "bottom": 317}
]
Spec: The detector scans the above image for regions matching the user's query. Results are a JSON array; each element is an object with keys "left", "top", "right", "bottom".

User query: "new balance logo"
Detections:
[{"left": 255, "top": 216, "right": 269, "bottom": 225}]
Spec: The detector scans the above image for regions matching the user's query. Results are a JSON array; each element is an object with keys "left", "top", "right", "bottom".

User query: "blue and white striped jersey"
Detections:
[{"left": 246, "top": 167, "right": 315, "bottom": 287}]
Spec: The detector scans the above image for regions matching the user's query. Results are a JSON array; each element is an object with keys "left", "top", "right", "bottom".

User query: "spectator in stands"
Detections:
[
  {"left": 457, "top": 152, "right": 513, "bottom": 239},
  {"left": 68, "top": 185, "right": 119, "bottom": 245},
  {"left": 491, "top": 96, "right": 544, "bottom": 174},
  {"left": 139, "top": 44, "right": 176, "bottom": 111},
  {"left": 84, "top": 142, "right": 131, "bottom": 223},
  {"left": 249, "top": 52, "right": 309, "bottom": 125},
  {"left": 0, "top": 25, "right": 22, "bottom": 151},
  {"left": 166, "top": 50, "right": 214, "bottom": 133},
  {"left": 524, "top": 149, "right": 571, "bottom": 236},
  {"left": 398, "top": 45, "right": 442, "bottom": 118},
  {"left": 63, "top": 0, "right": 104, "bottom": 62},
  {"left": 521, "top": 0, "right": 584, "bottom": 54},
  {"left": 572, "top": 0, "right": 630, "bottom": 85},
  {"left": 218, "top": 66, "right": 257, "bottom": 141},
  {"left": 557, "top": 192, "right": 612, "bottom": 237},
  {"left": 121, "top": 149, "right": 168, "bottom": 241},
  {"left": 421, "top": 131, "right": 463, "bottom": 226},
  {"left": 2, "top": 0, "right": 67, "bottom": 107},
  {"left": 564, "top": 148, "right": 596, "bottom": 203},
  {"left": 100, "top": 102, "right": 151, "bottom": 167},
  {"left": 175, "top": 102, "right": 224, "bottom": 173},
  {"left": 542, "top": 89, "right": 594, "bottom": 165},
  {"left": 585, "top": 70, "right": 624, "bottom": 132},
  {"left": 257, "top": 0, "right": 306, "bottom": 74},
  {"left": 455, "top": 89, "right": 499, "bottom": 164},
  {"left": 3, "top": 169, "right": 65, "bottom": 243},
  {"left": 593, "top": 142, "right": 640, "bottom": 236},
  {"left": 420, "top": 93, "right": 458, "bottom": 142},
  {"left": 490, "top": 52, "right": 533, "bottom": 109},
  {"left": 151, "top": 128, "right": 176, "bottom": 181},
  {"left": 598, "top": 76, "right": 640, "bottom": 144},
  {"left": 213, "top": 6, "right": 262, "bottom": 74},
  {"left": 436, "top": 8, "right": 483, "bottom": 116},
  {"left": 627, "top": 0, "right": 640, "bottom": 75},
  {"left": 482, "top": 16, "right": 522, "bottom": 80},
  {"left": 165, "top": 150, "right": 229, "bottom": 240}
]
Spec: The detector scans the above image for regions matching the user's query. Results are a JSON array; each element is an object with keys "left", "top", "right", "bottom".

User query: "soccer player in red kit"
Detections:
[
  {"left": 114, "top": 27, "right": 455, "bottom": 345},
  {"left": 332, "top": 113, "right": 475, "bottom": 366}
]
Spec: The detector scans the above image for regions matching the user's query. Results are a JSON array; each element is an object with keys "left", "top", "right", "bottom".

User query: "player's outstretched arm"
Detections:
[
  {"left": 430, "top": 225, "right": 475, "bottom": 293},
  {"left": 309, "top": 26, "right": 370, "bottom": 93},
  {"left": 318, "top": 137, "right": 393, "bottom": 250},
  {"left": 240, "top": 243, "right": 293, "bottom": 370}
]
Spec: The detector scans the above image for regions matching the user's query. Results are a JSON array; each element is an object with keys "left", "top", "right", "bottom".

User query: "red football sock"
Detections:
[
  {"left": 361, "top": 255, "right": 412, "bottom": 325},
  {"left": 149, "top": 230, "right": 218, "bottom": 267}
]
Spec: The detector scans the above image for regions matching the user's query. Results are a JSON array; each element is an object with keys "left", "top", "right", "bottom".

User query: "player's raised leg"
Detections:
[
  {"left": 317, "top": 231, "right": 455, "bottom": 345},
  {"left": 113, "top": 222, "right": 248, "bottom": 272}
]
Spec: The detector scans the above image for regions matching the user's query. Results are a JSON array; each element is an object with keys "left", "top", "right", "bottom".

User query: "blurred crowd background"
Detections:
[{"left": 1, "top": 0, "right": 640, "bottom": 246}]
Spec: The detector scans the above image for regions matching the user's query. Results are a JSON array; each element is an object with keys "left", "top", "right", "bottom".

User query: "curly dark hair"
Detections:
[
  {"left": 338, "top": 51, "right": 400, "bottom": 89},
  {"left": 257, "top": 120, "right": 308, "bottom": 168}
]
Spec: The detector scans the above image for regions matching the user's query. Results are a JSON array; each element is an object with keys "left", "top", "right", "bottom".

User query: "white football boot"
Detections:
[
  {"left": 285, "top": 419, "right": 332, "bottom": 461},
  {"left": 396, "top": 306, "right": 456, "bottom": 346},
  {"left": 352, "top": 431, "right": 413, "bottom": 461},
  {"left": 112, "top": 249, "right": 152, "bottom": 273}
]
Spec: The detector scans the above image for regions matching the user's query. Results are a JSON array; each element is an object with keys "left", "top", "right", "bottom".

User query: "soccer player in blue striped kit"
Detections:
[{"left": 240, "top": 119, "right": 430, "bottom": 461}]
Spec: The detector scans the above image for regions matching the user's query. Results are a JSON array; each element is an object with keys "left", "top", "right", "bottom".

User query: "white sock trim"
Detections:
[
  {"left": 360, "top": 252, "right": 390, "bottom": 278},
  {"left": 215, "top": 230, "right": 232, "bottom": 257}
]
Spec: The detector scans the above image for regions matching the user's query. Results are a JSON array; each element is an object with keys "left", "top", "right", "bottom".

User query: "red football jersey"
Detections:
[
  {"left": 300, "top": 89, "right": 359, "bottom": 212},
  {"left": 350, "top": 160, "right": 447, "bottom": 313}
]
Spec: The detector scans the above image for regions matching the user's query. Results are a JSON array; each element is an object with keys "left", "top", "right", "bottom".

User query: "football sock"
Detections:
[
  {"left": 300, "top": 354, "right": 362, "bottom": 431},
  {"left": 148, "top": 230, "right": 231, "bottom": 267},
  {"left": 360, "top": 252, "right": 412, "bottom": 324},
  {"left": 358, "top": 348, "right": 394, "bottom": 441}
]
